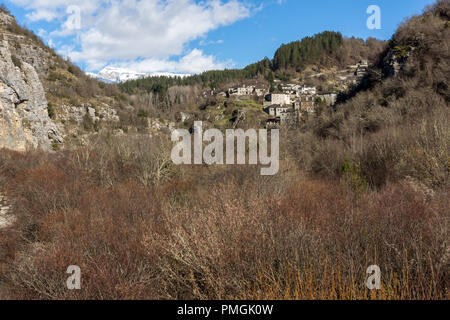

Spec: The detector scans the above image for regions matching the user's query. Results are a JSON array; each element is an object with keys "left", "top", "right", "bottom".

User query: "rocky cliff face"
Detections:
[
  {"left": 0, "top": 10, "right": 128, "bottom": 150},
  {"left": 382, "top": 47, "right": 413, "bottom": 78},
  {"left": 0, "top": 39, "right": 62, "bottom": 151}
]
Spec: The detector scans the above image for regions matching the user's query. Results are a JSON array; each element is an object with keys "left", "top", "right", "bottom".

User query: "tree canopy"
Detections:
[{"left": 273, "top": 31, "right": 344, "bottom": 70}]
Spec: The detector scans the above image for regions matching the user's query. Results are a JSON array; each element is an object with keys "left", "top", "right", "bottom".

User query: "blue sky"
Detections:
[{"left": 1, "top": 0, "right": 437, "bottom": 74}]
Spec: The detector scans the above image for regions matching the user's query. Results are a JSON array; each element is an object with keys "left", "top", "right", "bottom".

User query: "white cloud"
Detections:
[
  {"left": 10, "top": 0, "right": 102, "bottom": 22},
  {"left": 199, "top": 39, "right": 225, "bottom": 46},
  {"left": 113, "top": 49, "right": 232, "bottom": 74},
  {"left": 25, "top": 9, "right": 57, "bottom": 22},
  {"left": 10, "top": 0, "right": 253, "bottom": 73}
]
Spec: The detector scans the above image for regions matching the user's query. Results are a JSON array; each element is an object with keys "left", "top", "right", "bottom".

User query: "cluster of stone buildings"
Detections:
[
  {"left": 262, "top": 89, "right": 337, "bottom": 126},
  {"left": 201, "top": 59, "right": 372, "bottom": 127},
  {"left": 279, "top": 84, "right": 317, "bottom": 96},
  {"left": 222, "top": 82, "right": 339, "bottom": 126},
  {"left": 207, "top": 70, "right": 368, "bottom": 127}
]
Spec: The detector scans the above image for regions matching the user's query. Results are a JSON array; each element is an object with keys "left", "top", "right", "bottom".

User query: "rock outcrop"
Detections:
[
  {"left": 0, "top": 192, "right": 13, "bottom": 228},
  {"left": 382, "top": 46, "right": 414, "bottom": 78},
  {"left": 0, "top": 40, "right": 62, "bottom": 151},
  {"left": 58, "top": 102, "right": 120, "bottom": 124}
]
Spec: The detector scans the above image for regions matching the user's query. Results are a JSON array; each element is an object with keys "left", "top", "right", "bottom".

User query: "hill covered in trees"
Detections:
[
  {"left": 272, "top": 31, "right": 344, "bottom": 70},
  {"left": 119, "top": 31, "right": 384, "bottom": 95}
]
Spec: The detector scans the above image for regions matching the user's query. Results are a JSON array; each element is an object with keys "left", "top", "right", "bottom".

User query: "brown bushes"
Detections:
[
  {"left": 243, "top": 180, "right": 449, "bottom": 300},
  {"left": 0, "top": 139, "right": 448, "bottom": 299}
]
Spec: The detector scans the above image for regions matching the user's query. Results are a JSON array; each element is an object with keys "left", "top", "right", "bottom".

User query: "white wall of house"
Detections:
[{"left": 268, "top": 94, "right": 291, "bottom": 106}]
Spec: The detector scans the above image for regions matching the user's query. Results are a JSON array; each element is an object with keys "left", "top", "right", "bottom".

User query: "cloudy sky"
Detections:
[{"left": 2, "top": 0, "right": 436, "bottom": 74}]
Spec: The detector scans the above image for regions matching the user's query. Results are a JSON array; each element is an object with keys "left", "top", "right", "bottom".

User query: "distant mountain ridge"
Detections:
[{"left": 87, "top": 67, "right": 190, "bottom": 84}]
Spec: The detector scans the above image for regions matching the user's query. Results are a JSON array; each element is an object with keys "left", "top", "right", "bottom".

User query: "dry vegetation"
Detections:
[
  {"left": 0, "top": 136, "right": 448, "bottom": 299},
  {"left": 0, "top": 1, "right": 449, "bottom": 300},
  {"left": 287, "top": 0, "right": 450, "bottom": 191}
]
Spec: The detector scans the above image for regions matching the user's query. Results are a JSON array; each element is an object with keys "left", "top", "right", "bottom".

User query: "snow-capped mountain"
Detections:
[{"left": 87, "top": 67, "right": 190, "bottom": 83}]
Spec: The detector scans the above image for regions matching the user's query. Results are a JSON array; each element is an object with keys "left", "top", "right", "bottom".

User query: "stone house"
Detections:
[
  {"left": 281, "top": 84, "right": 300, "bottom": 94},
  {"left": 264, "top": 93, "right": 292, "bottom": 107},
  {"left": 298, "top": 85, "right": 317, "bottom": 95},
  {"left": 264, "top": 104, "right": 290, "bottom": 117},
  {"left": 263, "top": 104, "right": 298, "bottom": 125},
  {"left": 266, "top": 117, "right": 281, "bottom": 128},
  {"left": 300, "top": 96, "right": 315, "bottom": 113}
]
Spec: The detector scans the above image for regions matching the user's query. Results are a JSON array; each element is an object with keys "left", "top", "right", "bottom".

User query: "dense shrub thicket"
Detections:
[{"left": 0, "top": 135, "right": 448, "bottom": 299}]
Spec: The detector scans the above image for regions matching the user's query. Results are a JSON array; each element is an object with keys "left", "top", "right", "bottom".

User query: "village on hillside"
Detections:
[{"left": 204, "top": 60, "right": 369, "bottom": 128}]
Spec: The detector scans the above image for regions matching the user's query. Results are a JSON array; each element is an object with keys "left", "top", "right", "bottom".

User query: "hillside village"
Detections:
[{"left": 204, "top": 59, "right": 369, "bottom": 127}]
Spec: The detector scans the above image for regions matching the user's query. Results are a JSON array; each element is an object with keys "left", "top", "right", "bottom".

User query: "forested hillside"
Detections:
[
  {"left": 273, "top": 31, "right": 384, "bottom": 71},
  {"left": 119, "top": 31, "right": 384, "bottom": 95},
  {"left": 273, "top": 31, "right": 344, "bottom": 70}
]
